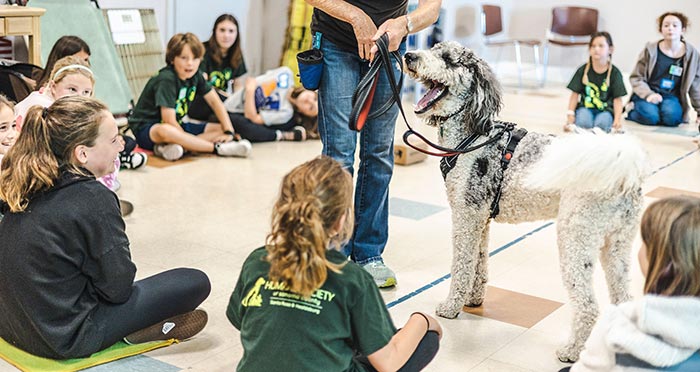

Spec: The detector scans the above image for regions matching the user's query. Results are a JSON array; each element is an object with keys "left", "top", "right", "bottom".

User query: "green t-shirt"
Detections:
[
  {"left": 128, "top": 65, "right": 211, "bottom": 134},
  {"left": 200, "top": 41, "right": 247, "bottom": 91},
  {"left": 567, "top": 63, "right": 627, "bottom": 113},
  {"left": 227, "top": 247, "right": 397, "bottom": 372}
]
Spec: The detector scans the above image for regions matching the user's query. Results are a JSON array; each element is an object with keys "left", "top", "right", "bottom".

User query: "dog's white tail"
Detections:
[{"left": 524, "top": 132, "right": 649, "bottom": 195}]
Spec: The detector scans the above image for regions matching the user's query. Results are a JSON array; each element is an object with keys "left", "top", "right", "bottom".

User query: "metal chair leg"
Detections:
[
  {"left": 515, "top": 42, "right": 522, "bottom": 89},
  {"left": 542, "top": 42, "right": 549, "bottom": 88},
  {"left": 533, "top": 44, "right": 541, "bottom": 86}
]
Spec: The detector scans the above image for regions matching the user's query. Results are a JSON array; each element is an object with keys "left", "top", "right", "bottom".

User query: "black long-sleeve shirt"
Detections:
[{"left": 0, "top": 170, "right": 136, "bottom": 358}]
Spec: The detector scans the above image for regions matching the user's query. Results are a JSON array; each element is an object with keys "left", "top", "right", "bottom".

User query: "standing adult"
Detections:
[{"left": 305, "top": 0, "right": 442, "bottom": 287}]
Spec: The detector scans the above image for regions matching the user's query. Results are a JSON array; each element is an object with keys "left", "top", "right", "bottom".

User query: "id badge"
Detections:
[
  {"left": 669, "top": 65, "right": 683, "bottom": 76},
  {"left": 660, "top": 78, "right": 675, "bottom": 90}
]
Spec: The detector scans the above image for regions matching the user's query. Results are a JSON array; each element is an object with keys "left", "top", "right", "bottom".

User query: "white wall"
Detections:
[
  {"left": 440, "top": 0, "right": 700, "bottom": 82},
  {"left": 99, "top": 0, "right": 700, "bottom": 82}
]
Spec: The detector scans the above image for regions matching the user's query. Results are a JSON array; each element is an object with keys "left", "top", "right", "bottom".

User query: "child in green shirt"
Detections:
[
  {"left": 228, "top": 156, "right": 442, "bottom": 372},
  {"left": 128, "top": 32, "right": 251, "bottom": 161}
]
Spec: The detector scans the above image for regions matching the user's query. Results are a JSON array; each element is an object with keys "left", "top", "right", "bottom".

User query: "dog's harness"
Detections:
[{"left": 438, "top": 122, "right": 527, "bottom": 218}]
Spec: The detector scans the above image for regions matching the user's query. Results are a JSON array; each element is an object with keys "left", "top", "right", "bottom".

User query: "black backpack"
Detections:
[{"left": 0, "top": 59, "right": 43, "bottom": 102}]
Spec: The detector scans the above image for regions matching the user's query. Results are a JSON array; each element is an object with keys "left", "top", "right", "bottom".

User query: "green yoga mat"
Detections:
[{"left": 0, "top": 338, "right": 176, "bottom": 372}]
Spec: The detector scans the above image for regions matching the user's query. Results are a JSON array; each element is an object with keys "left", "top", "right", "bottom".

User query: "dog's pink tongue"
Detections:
[{"left": 416, "top": 86, "right": 443, "bottom": 111}]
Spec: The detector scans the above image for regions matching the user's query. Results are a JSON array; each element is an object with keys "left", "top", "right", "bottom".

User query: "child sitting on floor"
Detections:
[
  {"left": 565, "top": 31, "right": 627, "bottom": 133},
  {"left": 224, "top": 66, "right": 317, "bottom": 142},
  {"left": 0, "top": 96, "right": 211, "bottom": 359},
  {"left": 128, "top": 32, "right": 251, "bottom": 161},
  {"left": 227, "top": 156, "right": 441, "bottom": 372},
  {"left": 562, "top": 195, "right": 700, "bottom": 371}
]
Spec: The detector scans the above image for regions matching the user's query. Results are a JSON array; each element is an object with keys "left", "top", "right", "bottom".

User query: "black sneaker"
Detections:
[
  {"left": 124, "top": 309, "right": 208, "bottom": 344},
  {"left": 292, "top": 126, "right": 306, "bottom": 141},
  {"left": 120, "top": 152, "right": 148, "bottom": 170}
]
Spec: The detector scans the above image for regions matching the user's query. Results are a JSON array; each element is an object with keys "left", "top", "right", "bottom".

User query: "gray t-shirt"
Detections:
[{"left": 224, "top": 66, "right": 294, "bottom": 126}]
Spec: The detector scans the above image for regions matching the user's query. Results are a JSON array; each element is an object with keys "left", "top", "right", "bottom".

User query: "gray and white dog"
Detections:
[{"left": 403, "top": 41, "right": 648, "bottom": 362}]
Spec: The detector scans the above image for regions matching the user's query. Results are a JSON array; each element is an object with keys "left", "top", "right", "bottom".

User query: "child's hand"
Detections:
[
  {"left": 612, "top": 121, "right": 624, "bottom": 133},
  {"left": 646, "top": 93, "right": 663, "bottom": 104},
  {"left": 214, "top": 133, "right": 235, "bottom": 143}
]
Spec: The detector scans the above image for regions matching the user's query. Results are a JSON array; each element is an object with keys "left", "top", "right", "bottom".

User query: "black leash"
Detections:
[{"left": 351, "top": 33, "right": 514, "bottom": 158}]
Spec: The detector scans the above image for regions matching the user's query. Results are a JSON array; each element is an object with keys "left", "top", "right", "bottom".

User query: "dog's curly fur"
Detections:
[{"left": 404, "top": 41, "right": 648, "bottom": 362}]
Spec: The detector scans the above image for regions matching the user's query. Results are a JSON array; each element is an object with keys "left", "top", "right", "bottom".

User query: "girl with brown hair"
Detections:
[
  {"left": 565, "top": 196, "right": 700, "bottom": 371},
  {"left": 0, "top": 96, "right": 211, "bottom": 359},
  {"left": 228, "top": 156, "right": 441, "bottom": 371}
]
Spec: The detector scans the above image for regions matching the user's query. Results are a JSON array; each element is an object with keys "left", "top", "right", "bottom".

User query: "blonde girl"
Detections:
[
  {"left": 15, "top": 55, "right": 94, "bottom": 127},
  {"left": 228, "top": 156, "right": 442, "bottom": 372},
  {"left": 566, "top": 196, "right": 700, "bottom": 371},
  {"left": 0, "top": 96, "right": 210, "bottom": 359}
]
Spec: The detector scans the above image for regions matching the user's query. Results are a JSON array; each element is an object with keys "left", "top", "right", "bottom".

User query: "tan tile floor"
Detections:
[{"left": 1, "top": 83, "right": 698, "bottom": 371}]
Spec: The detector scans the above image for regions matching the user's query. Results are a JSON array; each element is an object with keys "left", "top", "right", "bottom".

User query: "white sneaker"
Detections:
[
  {"left": 153, "top": 143, "right": 184, "bottom": 161},
  {"left": 215, "top": 140, "right": 252, "bottom": 158}
]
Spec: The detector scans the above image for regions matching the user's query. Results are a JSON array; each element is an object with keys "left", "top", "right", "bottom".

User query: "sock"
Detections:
[{"left": 275, "top": 130, "right": 282, "bottom": 141}]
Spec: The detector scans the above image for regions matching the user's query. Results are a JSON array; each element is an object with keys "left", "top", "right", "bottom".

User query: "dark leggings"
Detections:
[
  {"left": 355, "top": 330, "right": 440, "bottom": 372},
  {"left": 229, "top": 113, "right": 297, "bottom": 143},
  {"left": 92, "top": 268, "right": 211, "bottom": 351}
]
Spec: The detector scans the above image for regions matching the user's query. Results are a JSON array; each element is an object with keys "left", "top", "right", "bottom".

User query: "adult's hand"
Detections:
[
  {"left": 350, "top": 11, "right": 378, "bottom": 60},
  {"left": 370, "top": 16, "right": 408, "bottom": 58}
]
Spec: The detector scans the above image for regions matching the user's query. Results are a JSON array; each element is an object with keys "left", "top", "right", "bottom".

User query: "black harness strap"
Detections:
[
  {"left": 489, "top": 127, "right": 528, "bottom": 218},
  {"left": 439, "top": 132, "right": 482, "bottom": 180}
]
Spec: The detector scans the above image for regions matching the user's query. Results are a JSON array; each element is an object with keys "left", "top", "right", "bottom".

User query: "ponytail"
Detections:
[
  {"left": 0, "top": 96, "right": 107, "bottom": 212},
  {"left": 266, "top": 156, "right": 353, "bottom": 297}
]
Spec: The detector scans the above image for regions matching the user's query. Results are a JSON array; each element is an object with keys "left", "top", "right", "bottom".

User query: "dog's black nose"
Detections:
[{"left": 404, "top": 52, "right": 418, "bottom": 64}]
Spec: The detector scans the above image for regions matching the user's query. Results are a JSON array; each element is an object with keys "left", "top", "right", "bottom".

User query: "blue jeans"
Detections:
[
  {"left": 627, "top": 93, "right": 683, "bottom": 126},
  {"left": 575, "top": 108, "right": 613, "bottom": 132},
  {"left": 318, "top": 39, "right": 405, "bottom": 264}
]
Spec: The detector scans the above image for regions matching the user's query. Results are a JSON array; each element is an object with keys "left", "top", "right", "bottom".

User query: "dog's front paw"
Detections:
[
  {"left": 556, "top": 344, "right": 582, "bottom": 363},
  {"left": 436, "top": 301, "right": 462, "bottom": 319}
]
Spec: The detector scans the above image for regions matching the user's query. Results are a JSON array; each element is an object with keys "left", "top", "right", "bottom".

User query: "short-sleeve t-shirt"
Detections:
[
  {"left": 225, "top": 66, "right": 295, "bottom": 126},
  {"left": 200, "top": 41, "right": 247, "bottom": 91},
  {"left": 567, "top": 63, "right": 627, "bottom": 113},
  {"left": 311, "top": 0, "right": 407, "bottom": 53},
  {"left": 128, "top": 65, "right": 211, "bottom": 134},
  {"left": 227, "top": 246, "right": 397, "bottom": 372}
]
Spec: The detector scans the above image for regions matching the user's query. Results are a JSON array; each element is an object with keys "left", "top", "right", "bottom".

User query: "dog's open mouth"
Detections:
[{"left": 415, "top": 80, "right": 447, "bottom": 114}]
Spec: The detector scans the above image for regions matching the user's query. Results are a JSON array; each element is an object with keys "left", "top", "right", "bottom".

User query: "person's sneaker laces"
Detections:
[
  {"left": 214, "top": 139, "right": 252, "bottom": 158},
  {"left": 123, "top": 309, "right": 208, "bottom": 345},
  {"left": 153, "top": 144, "right": 184, "bottom": 161},
  {"left": 362, "top": 261, "right": 397, "bottom": 288},
  {"left": 120, "top": 152, "right": 148, "bottom": 170}
]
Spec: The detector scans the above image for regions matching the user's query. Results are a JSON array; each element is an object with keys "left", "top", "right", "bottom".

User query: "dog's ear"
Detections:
[{"left": 464, "top": 56, "right": 502, "bottom": 135}]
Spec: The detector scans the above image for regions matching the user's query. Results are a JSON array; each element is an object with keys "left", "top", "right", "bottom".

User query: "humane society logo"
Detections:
[{"left": 241, "top": 277, "right": 336, "bottom": 315}]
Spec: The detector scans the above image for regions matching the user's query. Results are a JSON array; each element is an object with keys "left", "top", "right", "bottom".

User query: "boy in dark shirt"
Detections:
[{"left": 128, "top": 32, "right": 251, "bottom": 161}]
